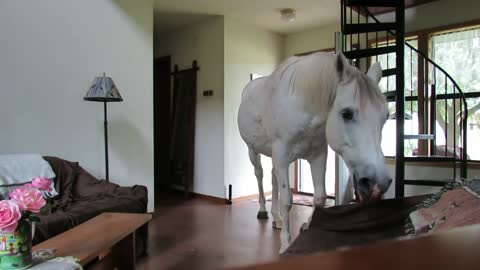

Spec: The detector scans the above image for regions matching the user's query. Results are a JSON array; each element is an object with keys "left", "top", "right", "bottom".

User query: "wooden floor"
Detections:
[{"left": 136, "top": 193, "right": 312, "bottom": 270}]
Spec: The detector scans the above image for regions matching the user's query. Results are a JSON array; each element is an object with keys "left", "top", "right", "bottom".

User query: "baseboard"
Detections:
[
  {"left": 192, "top": 193, "right": 228, "bottom": 204},
  {"left": 231, "top": 188, "right": 303, "bottom": 203},
  {"left": 231, "top": 191, "right": 272, "bottom": 203},
  {"left": 166, "top": 185, "right": 227, "bottom": 204}
]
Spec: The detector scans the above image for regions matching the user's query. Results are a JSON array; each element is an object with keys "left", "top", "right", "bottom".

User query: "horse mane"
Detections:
[
  {"left": 271, "top": 52, "right": 337, "bottom": 114},
  {"left": 270, "top": 52, "right": 385, "bottom": 114}
]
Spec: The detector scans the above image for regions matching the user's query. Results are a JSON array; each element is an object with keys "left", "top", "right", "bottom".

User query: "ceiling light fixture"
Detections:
[{"left": 281, "top": 8, "right": 296, "bottom": 22}]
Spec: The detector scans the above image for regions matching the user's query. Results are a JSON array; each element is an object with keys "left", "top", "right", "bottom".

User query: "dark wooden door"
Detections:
[
  {"left": 170, "top": 62, "right": 198, "bottom": 197},
  {"left": 153, "top": 56, "right": 171, "bottom": 201}
]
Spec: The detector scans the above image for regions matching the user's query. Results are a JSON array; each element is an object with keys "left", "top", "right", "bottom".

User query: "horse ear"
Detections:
[
  {"left": 367, "top": 62, "right": 382, "bottom": 84},
  {"left": 335, "top": 53, "right": 348, "bottom": 81}
]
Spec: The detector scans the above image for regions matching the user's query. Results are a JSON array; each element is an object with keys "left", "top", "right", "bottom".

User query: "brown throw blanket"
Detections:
[
  {"left": 409, "top": 179, "right": 480, "bottom": 234},
  {"left": 284, "top": 195, "right": 426, "bottom": 256}
]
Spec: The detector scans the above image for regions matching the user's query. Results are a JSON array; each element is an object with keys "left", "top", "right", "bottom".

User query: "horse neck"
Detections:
[{"left": 295, "top": 60, "right": 337, "bottom": 117}]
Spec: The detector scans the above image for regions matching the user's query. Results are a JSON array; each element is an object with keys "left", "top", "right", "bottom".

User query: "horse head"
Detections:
[{"left": 326, "top": 53, "right": 391, "bottom": 203}]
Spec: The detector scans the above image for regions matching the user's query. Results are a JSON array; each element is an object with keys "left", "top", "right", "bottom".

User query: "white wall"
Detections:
[
  {"left": 0, "top": 0, "right": 155, "bottom": 211},
  {"left": 284, "top": 23, "right": 340, "bottom": 57},
  {"left": 155, "top": 17, "right": 225, "bottom": 198},
  {"left": 224, "top": 18, "right": 284, "bottom": 198}
]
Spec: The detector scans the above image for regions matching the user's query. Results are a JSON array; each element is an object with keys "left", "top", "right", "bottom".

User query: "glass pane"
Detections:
[
  {"left": 432, "top": 28, "right": 480, "bottom": 94},
  {"left": 373, "top": 38, "right": 419, "bottom": 156},
  {"left": 432, "top": 28, "right": 480, "bottom": 159},
  {"left": 298, "top": 147, "right": 336, "bottom": 195},
  {"left": 373, "top": 39, "right": 418, "bottom": 93}
]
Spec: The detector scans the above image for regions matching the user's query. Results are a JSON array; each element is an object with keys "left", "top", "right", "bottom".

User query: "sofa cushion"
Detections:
[
  {"left": 42, "top": 157, "right": 78, "bottom": 208},
  {"left": 72, "top": 166, "right": 109, "bottom": 199}
]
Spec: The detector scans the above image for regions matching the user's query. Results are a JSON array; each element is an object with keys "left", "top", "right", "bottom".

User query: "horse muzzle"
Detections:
[{"left": 354, "top": 175, "right": 388, "bottom": 204}]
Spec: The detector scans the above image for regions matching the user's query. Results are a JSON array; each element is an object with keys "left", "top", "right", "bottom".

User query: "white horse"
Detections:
[{"left": 238, "top": 52, "right": 392, "bottom": 253}]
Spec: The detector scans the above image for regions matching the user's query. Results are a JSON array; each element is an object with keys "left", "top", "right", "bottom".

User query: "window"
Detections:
[
  {"left": 431, "top": 28, "right": 480, "bottom": 160},
  {"left": 371, "top": 37, "right": 419, "bottom": 157},
  {"left": 372, "top": 24, "right": 480, "bottom": 161}
]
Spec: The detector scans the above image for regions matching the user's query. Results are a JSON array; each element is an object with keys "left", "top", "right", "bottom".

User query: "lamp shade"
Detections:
[{"left": 84, "top": 76, "right": 123, "bottom": 102}]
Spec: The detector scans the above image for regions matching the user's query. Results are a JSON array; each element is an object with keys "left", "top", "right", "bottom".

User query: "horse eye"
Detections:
[{"left": 341, "top": 109, "right": 354, "bottom": 121}]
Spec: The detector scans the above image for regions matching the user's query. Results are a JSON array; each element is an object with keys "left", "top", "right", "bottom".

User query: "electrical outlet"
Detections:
[{"left": 203, "top": 90, "right": 214, "bottom": 97}]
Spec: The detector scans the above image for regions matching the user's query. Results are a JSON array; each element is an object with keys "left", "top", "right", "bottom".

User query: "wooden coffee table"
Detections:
[{"left": 33, "top": 212, "right": 152, "bottom": 269}]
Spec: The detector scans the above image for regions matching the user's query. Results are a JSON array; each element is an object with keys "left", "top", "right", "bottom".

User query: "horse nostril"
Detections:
[
  {"left": 358, "top": 177, "right": 373, "bottom": 188},
  {"left": 387, "top": 178, "right": 393, "bottom": 186}
]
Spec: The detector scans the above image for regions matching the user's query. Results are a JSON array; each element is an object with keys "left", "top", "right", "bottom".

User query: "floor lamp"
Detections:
[{"left": 84, "top": 73, "right": 123, "bottom": 182}]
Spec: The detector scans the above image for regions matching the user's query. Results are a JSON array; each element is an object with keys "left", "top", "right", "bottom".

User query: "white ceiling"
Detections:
[{"left": 154, "top": 0, "right": 340, "bottom": 34}]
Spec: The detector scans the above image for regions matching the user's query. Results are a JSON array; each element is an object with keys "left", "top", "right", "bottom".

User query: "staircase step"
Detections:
[
  {"left": 343, "top": 23, "right": 397, "bottom": 34},
  {"left": 383, "top": 91, "right": 396, "bottom": 102},
  {"left": 384, "top": 94, "right": 419, "bottom": 103},
  {"left": 404, "top": 179, "right": 451, "bottom": 187},
  {"left": 344, "top": 46, "right": 396, "bottom": 59},
  {"left": 404, "top": 134, "right": 435, "bottom": 140},
  {"left": 382, "top": 68, "right": 397, "bottom": 77},
  {"left": 345, "top": 0, "right": 399, "bottom": 7},
  {"left": 404, "top": 156, "right": 456, "bottom": 162}
]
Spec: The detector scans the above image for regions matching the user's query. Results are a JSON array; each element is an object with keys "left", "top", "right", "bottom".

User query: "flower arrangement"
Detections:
[{"left": 0, "top": 177, "right": 50, "bottom": 233}]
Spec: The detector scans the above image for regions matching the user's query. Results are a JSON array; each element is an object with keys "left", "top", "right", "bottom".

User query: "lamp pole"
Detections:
[
  {"left": 104, "top": 100, "right": 109, "bottom": 182},
  {"left": 84, "top": 72, "right": 122, "bottom": 183}
]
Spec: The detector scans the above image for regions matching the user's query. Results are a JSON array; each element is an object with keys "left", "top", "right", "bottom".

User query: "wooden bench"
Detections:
[{"left": 33, "top": 212, "right": 152, "bottom": 269}]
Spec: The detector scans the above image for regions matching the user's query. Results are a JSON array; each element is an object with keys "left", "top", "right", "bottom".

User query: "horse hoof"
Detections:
[
  {"left": 272, "top": 220, "right": 282, "bottom": 229},
  {"left": 257, "top": 211, "right": 268, "bottom": 219},
  {"left": 279, "top": 245, "right": 289, "bottom": 255}
]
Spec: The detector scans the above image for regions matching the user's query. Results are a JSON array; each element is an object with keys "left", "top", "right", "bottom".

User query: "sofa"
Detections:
[{"left": 33, "top": 156, "right": 149, "bottom": 256}]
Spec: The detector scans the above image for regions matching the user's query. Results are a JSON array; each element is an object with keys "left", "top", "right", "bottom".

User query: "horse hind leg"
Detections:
[
  {"left": 271, "top": 167, "right": 282, "bottom": 229},
  {"left": 248, "top": 148, "right": 268, "bottom": 219},
  {"left": 272, "top": 143, "right": 293, "bottom": 254}
]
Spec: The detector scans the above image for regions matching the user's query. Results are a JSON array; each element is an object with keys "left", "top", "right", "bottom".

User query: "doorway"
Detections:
[
  {"left": 153, "top": 56, "right": 171, "bottom": 202},
  {"left": 169, "top": 61, "right": 198, "bottom": 197}
]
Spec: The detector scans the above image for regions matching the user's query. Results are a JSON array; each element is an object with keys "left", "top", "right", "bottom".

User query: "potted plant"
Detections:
[{"left": 0, "top": 177, "right": 51, "bottom": 269}]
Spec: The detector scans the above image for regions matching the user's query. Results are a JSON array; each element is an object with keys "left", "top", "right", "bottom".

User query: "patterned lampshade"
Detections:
[{"left": 84, "top": 75, "right": 123, "bottom": 102}]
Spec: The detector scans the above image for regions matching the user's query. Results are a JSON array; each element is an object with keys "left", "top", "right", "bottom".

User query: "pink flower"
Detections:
[
  {"left": 9, "top": 188, "right": 46, "bottom": 213},
  {"left": 31, "top": 177, "right": 52, "bottom": 191},
  {"left": 24, "top": 183, "right": 34, "bottom": 189},
  {"left": 0, "top": 200, "right": 22, "bottom": 233}
]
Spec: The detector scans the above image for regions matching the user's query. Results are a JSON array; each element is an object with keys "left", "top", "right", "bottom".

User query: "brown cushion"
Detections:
[
  {"left": 43, "top": 156, "right": 78, "bottom": 206},
  {"left": 72, "top": 166, "right": 109, "bottom": 199}
]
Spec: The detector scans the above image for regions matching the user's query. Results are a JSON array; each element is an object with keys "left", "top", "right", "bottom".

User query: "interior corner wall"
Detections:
[
  {"left": 155, "top": 17, "right": 225, "bottom": 198},
  {"left": 0, "top": 0, "right": 154, "bottom": 211},
  {"left": 284, "top": 23, "right": 340, "bottom": 58},
  {"left": 224, "top": 18, "right": 284, "bottom": 198}
]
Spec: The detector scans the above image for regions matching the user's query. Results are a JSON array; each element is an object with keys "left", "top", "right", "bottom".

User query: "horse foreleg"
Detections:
[
  {"left": 271, "top": 167, "right": 282, "bottom": 229},
  {"left": 249, "top": 148, "right": 268, "bottom": 219},
  {"left": 302, "top": 147, "right": 328, "bottom": 230},
  {"left": 272, "top": 143, "right": 292, "bottom": 254}
]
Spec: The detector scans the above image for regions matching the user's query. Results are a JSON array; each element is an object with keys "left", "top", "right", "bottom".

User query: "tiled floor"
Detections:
[{"left": 136, "top": 193, "right": 312, "bottom": 270}]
